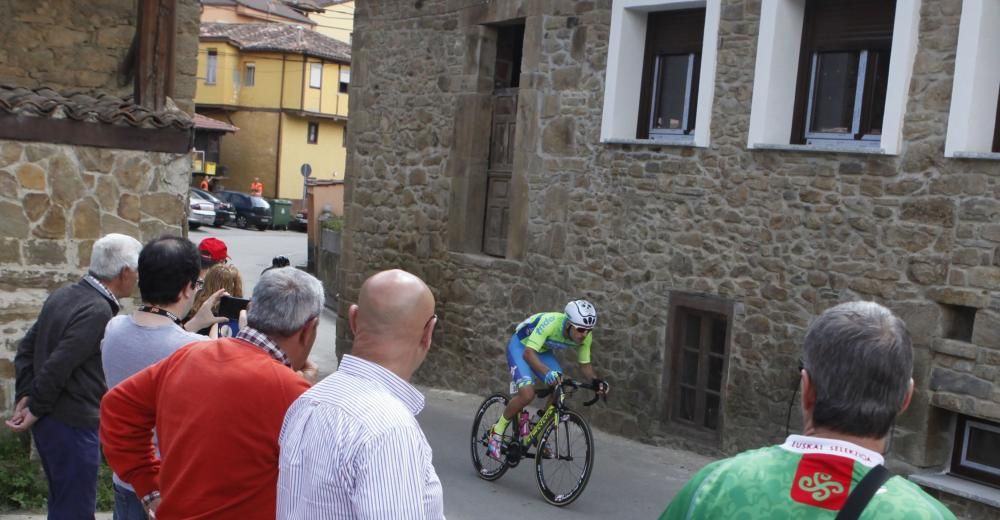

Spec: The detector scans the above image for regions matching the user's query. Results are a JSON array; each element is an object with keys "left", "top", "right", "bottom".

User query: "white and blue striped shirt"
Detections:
[{"left": 277, "top": 355, "right": 445, "bottom": 519}]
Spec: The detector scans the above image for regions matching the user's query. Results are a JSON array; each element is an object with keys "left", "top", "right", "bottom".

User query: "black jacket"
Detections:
[{"left": 14, "top": 278, "right": 119, "bottom": 429}]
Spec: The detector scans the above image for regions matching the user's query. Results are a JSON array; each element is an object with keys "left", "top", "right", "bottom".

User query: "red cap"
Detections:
[{"left": 198, "top": 237, "right": 229, "bottom": 262}]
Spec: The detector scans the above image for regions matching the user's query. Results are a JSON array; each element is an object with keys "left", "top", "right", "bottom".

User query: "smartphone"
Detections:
[{"left": 218, "top": 296, "right": 250, "bottom": 320}]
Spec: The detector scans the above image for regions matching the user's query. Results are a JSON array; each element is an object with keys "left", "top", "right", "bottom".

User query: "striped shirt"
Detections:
[{"left": 277, "top": 355, "right": 445, "bottom": 519}]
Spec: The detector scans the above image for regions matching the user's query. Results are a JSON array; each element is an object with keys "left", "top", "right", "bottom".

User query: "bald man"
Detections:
[{"left": 277, "top": 269, "right": 445, "bottom": 520}]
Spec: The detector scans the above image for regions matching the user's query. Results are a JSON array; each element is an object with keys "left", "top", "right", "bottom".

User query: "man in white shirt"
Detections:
[{"left": 277, "top": 269, "right": 444, "bottom": 519}]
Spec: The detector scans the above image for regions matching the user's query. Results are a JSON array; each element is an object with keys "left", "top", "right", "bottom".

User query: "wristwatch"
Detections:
[{"left": 141, "top": 490, "right": 160, "bottom": 508}]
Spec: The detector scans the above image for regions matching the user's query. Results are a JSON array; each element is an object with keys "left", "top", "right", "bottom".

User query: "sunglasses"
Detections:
[
  {"left": 573, "top": 326, "right": 593, "bottom": 335},
  {"left": 194, "top": 278, "right": 205, "bottom": 290}
]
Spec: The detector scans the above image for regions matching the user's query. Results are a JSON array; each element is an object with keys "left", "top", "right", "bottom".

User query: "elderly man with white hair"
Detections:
[
  {"left": 7, "top": 232, "right": 142, "bottom": 518},
  {"left": 101, "top": 267, "right": 324, "bottom": 519}
]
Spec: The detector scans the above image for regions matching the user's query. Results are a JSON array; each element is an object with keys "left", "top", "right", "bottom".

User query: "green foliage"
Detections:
[
  {"left": 0, "top": 432, "right": 47, "bottom": 511},
  {"left": 0, "top": 431, "right": 116, "bottom": 512},
  {"left": 321, "top": 215, "right": 345, "bottom": 232}
]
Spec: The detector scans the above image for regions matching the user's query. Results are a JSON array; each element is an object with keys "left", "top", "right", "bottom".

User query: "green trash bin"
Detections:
[{"left": 267, "top": 198, "right": 293, "bottom": 230}]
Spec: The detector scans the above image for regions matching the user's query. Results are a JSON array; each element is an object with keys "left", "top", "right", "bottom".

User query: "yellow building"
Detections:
[
  {"left": 195, "top": 22, "right": 350, "bottom": 201},
  {"left": 309, "top": 1, "right": 354, "bottom": 44},
  {"left": 201, "top": 0, "right": 318, "bottom": 27}
]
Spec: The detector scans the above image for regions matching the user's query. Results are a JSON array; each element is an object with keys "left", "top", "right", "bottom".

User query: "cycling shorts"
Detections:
[{"left": 506, "top": 333, "right": 561, "bottom": 393}]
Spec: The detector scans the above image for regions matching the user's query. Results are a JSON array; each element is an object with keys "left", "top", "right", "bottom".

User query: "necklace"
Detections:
[{"left": 138, "top": 305, "right": 183, "bottom": 326}]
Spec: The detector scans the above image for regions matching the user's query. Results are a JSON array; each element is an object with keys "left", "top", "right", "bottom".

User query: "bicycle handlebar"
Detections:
[{"left": 538, "top": 378, "right": 608, "bottom": 407}]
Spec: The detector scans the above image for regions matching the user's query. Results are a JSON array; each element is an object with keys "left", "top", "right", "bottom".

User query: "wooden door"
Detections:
[{"left": 483, "top": 89, "right": 517, "bottom": 257}]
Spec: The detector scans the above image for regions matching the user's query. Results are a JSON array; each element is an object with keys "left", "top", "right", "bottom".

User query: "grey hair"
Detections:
[
  {"left": 89, "top": 233, "right": 142, "bottom": 280},
  {"left": 247, "top": 267, "right": 325, "bottom": 336},
  {"left": 802, "top": 301, "right": 913, "bottom": 439}
]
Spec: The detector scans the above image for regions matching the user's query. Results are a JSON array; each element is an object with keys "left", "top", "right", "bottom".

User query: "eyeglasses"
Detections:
[
  {"left": 573, "top": 326, "right": 592, "bottom": 335},
  {"left": 194, "top": 279, "right": 205, "bottom": 290},
  {"left": 425, "top": 314, "right": 438, "bottom": 329}
]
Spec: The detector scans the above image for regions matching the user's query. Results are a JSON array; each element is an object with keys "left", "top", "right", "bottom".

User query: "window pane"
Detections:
[
  {"left": 678, "top": 386, "right": 696, "bottom": 422},
  {"left": 652, "top": 55, "right": 692, "bottom": 131},
  {"left": 707, "top": 355, "right": 723, "bottom": 392},
  {"left": 310, "top": 63, "right": 322, "bottom": 88},
  {"left": 809, "top": 51, "right": 859, "bottom": 134},
  {"left": 681, "top": 350, "right": 699, "bottom": 386},
  {"left": 710, "top": 317, "right": 726, "bottom": 354},
  {"left": 683, "top": 313, "right": 700, "bottom": 348},
  {"left": 704, "top": 393, "right": 720, "bottom": 430},
  {"left": 967, "top": 426, "right": 1000, "bottom": 473},
  {"left": 206, "top": 51, "right": 217, "bottom": 84},
  {"left": 867, "top": 51, "right": 890, "bottom": 135}
]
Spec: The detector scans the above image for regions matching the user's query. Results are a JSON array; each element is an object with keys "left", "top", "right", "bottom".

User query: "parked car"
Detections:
[
  {"left": 290, "top": 209, "right": 308, "bottom": 232},
  {"left": 215, "top": 191, "right": 272, "bottom": 230},
  {"left": 191, "top": 187, "right": 235, "bottom": 227},
  {"left": 188, "top": 195, "right": 216, "bottom": 230}
]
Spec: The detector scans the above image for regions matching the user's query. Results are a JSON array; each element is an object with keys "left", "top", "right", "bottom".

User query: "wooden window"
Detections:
[
  {"left": 206, "top": 49, "right": 218, "bottom": 85},
  {"left": 339, "top": 69, "right": 350, "bottom": 94},
  {"left": 994, "top": 87, "right": 1000, "bottom": 153},
  {"left": 309, "top": 62, "right": 322, "bottom": 89},
  {"left": 245, "top": 63, "right": 256, "bottom": 87},
  {"left": 951, "top": 415, "right": 1000, "bottom": 487},
  {"left": 637, "top": 9, "right": 705, "bottom": 140},
  {"left": 667, "top": 295, "right": 731, "bottom": 434},
  {"left": 792, "top": 0, "right": 895, "bottom": 146},
  {"left": 307, "top": 122, "right": 319, "bottom": 144}
]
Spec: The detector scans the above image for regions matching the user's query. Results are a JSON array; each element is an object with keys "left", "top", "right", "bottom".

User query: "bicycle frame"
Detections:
[{"left": 519, "top": 387, "right": 566, "bottom": 448}]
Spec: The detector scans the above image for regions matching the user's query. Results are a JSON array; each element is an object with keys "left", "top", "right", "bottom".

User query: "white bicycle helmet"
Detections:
[{"left": 565, "top": 299, "right": 598, "bottom": 328}]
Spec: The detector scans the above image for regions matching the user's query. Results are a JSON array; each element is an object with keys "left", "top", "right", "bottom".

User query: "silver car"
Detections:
[{"left": 188, "top": 194, "right": 216, "bottom": 230}]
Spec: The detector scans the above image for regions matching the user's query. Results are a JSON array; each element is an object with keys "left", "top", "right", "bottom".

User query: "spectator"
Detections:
[
  {"left": 6, "top": 233, "right": 142, "bottom": 518},
  {"left": 101, "top": 236, "right": 228, "bottom": 518},
  {"left": 660, "top": 301, "right": 956, "bottom": 519},
  {"left": 100, "top": 268, "right": 324, "bottom": 519},
  {"left": 198, "top": 237, "right": 229, "bottom": 269},
  {"left": 261, "top": 255, "right": 290, "bottom": 275},
  {"left": 250, "top": 177, "right": 264, "bottom": 196},
  {"left": 187, "top": 262, "right": 245, "bottom": 335},
  {"left": 277, "top": 269, "right": 444, "bottom": 519},
  {"left": 199, "top": 178, "right": 209, "bottom": 190}
]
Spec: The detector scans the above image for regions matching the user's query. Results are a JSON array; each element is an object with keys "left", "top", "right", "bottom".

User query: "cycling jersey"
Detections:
[
  {"left": 661, "top": 435, "right": 955, "bottom": 520},
  {"left": 515, "top": 312, "right": 592, "bottom": 364}
]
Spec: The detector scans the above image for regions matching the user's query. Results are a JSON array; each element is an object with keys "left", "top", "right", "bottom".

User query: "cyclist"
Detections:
[{"left": 487, "top": 299, "right": 609, "bottom": 460}]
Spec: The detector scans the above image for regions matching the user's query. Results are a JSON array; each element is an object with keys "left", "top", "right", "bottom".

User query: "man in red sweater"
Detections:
[{"left": 100, "top": 267, "right": 323, "bottom": 519}]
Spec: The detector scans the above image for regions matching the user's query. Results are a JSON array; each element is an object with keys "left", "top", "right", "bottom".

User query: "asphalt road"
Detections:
[{"left": 187, "top": 224, "right": 713, "bottom": 519}]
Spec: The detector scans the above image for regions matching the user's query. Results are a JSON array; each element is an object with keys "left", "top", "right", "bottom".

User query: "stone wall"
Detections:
[
  {"left": 341, "top": 0, "right": 1000, "bottom": 486},
  {"left": 0, "top": 0, "right": 200, "bottom": 113},
  {"left": 0, "top": 139, "right": 189, "bottom": 412}
]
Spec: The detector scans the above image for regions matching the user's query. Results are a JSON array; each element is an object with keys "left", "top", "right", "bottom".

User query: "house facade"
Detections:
[
  {"left": 195, "top": 22, "right": 350, "bottom": 200},
  {"left": 310, "top": 0, "right": 355, "bottom": 44},
  {"left": 200, "top": 0, "right": 318, "bottom": 27},
  {"left": 1, "top": 0, "right": 200, "bottom": 416},
  {"left": 338, "top": 0, "right": 1000, "bottom": 516}
]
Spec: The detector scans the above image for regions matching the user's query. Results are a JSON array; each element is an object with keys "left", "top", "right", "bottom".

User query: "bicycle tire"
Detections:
[
  {"left": 534, "top": 409, "right": 594, "bottom": 506},
  {"left": 470, "top": 393, "right": 510, "bottom": 481}
]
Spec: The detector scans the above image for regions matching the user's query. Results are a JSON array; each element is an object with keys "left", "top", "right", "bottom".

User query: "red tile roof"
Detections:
[
  {"left": 200, "top": 23, "right": 351, "bottom": 63},
  {"left": 193, "top": 113, "right": 240, "bottom": 132},
  {"left": 0, "top": 85, "right": 192, "bottom": 130}
]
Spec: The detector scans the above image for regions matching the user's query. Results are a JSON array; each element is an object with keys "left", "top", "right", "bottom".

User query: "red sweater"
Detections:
[{"left": 100, "top": 338, "right": 310, "bottom": 519}]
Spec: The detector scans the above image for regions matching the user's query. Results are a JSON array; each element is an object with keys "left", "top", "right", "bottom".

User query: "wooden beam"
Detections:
[
  {"left": 135, "top": 0, "right": 177, "bottom": 110},
  {"left": 0, "top": 114, "right": 192, "bottom": 153}
]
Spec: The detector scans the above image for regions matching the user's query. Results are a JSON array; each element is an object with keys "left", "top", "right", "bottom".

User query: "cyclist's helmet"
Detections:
[{"left": 565, "top": 299, "right": 598, "bottom": 329}]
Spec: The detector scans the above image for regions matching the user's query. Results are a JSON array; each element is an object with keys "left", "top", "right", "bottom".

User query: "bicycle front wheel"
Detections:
[
  {"left": 471, "top": 393, "right": 510, "bottom": 481},
  {"left": 534, "top": 409, "right": 594, "bottom": 506}
]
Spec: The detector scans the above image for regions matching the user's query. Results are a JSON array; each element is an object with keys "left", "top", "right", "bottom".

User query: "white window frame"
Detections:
[
  {"left": 206, "top": 49, "right": 218, "bottom": 85},
  {"left": 339, "top": 68, "right": 350, "bottom": 93},
  {"left": 746, "top": 0, "right": 921, "bottom": 155},
  {"left": 245, "top": 62, "right": 256, "bottom": 87},
  {"left": 309, "top": 62, "right": 323, "bottom": 89},
  {"left": 601, "top": 0, "right": 721, "bottom": 147},
  {"left": 944, "top": 0, "right": 1000, "bottom": 158}
]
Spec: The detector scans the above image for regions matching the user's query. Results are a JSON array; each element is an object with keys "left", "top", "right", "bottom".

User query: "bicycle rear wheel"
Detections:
[
  {"left": 471, "top": 393, "right": 510, "bottom": 481},
  {"left": 534, "top": 410, "right": 594, "bottom": 506}
]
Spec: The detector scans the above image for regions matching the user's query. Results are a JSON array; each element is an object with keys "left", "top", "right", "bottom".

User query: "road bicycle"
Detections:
[{"left": 470, "top": 379, "right": 605, "bottom": 506}]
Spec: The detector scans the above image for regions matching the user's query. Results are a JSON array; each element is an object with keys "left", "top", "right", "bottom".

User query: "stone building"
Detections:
[
  {"left": 340, "top": 0, "right": 1000, "bottom": 514},
  {"left": 0, "top": 0, "right": 200, "bottom": 415}
]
